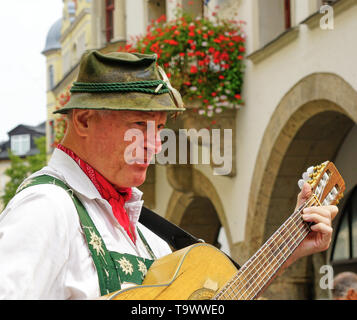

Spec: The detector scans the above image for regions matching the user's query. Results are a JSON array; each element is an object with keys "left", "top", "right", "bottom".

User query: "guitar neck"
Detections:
[{"left": 214, "top": 199, "right": 316, "bottom": 300}]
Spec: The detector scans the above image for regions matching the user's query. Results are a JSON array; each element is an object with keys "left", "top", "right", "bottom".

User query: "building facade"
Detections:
[{"left": 43, "top": 0, "right": 357, "bottom": 299}]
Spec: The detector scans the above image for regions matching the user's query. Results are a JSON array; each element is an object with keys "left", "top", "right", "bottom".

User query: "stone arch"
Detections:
[
  {"left": 245, "top": 73, "right": 357, "bottom": 299},
  {"left": 165, "top": 168, "right": 232, "bottom": 249}
]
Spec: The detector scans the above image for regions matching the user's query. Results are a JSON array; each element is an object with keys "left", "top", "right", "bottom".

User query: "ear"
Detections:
[{"left": 71, "top": 109, "right": 96, "bottom": 137}]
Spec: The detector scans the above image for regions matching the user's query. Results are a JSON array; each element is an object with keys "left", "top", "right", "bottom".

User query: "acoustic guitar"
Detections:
[{"left": 104, "top": 161, "right": 345, "bottom": 300}]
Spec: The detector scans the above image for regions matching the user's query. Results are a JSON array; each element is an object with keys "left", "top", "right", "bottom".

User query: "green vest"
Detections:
[{"left": 16, "top": 174, "right": 156, "bottom": 296}]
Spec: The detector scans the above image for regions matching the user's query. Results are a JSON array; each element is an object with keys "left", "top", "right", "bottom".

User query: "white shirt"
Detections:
[{"left": 0, "top": 149, "right": 171, "bottom": 300}]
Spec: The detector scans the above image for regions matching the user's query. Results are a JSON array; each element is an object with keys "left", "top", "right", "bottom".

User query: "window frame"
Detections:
[
  {"left": 105, "top": 0, "right": 115, "bottom": 43},
  {"left": 10, "top": 134, "right": 31, "bottom": 156},
  {"left": 284, "top": 0, "right": 291, "bottom": 29}
]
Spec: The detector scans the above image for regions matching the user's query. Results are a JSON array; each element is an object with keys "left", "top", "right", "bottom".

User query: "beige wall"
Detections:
[
  {"left": 161, "top": 1, "right": 357, "bottom": 246},
  {"left": 125, "top": 0, "right": 146, "bottom": 39}
]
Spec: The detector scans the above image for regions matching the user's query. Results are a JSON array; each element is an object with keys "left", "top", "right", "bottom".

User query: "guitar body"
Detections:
[
  {"left": 102, "top": 161, "right": 345, "bottom": 300},
  {"left": 105, "top": 243, "right": 238, "bottom": 300}
]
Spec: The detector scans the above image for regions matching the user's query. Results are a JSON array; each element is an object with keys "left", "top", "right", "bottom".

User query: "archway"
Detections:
[
  {"left": 165, "top": 168, "right": 232, "bottom": 255},
  {"left": 246, "top": 73, "right": 357, "bottom": 299},
  {"left": 180, "top": 196, "right": 221, "bottom": 247}
]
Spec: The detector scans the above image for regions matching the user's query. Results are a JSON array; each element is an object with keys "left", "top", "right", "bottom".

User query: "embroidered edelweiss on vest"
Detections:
[
  {"left": 85, "top": 227, "right": 105, "bottom": 259},
  {"left": 137, "top": 259, "right": 148, "bottom": 278},
  {"left": 117, "top": 257, "right": 134, "bottom": 275}
]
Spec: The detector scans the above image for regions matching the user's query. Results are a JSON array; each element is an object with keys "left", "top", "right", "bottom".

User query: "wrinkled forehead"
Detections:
[{"left": 100, "top": 109, "right": 168, "bottom": 122}]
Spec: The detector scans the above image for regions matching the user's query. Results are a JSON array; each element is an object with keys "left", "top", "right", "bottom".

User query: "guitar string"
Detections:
[
  {"left": 214, "top": 199, "right": 313, "bottom": 300},
  {"left": 222, "top": 178, "right": 334, "bottom": 300},
  {"left": 217, "top": 198, "right": 313, "bottom": 300},
  {"left": 231, "top": 197, "right": 315, "bottom": 300},
  {"left": 230, "top": 196, "right": 317, "bottom": 300},
  {"left": 214, "top": 195, "right": 317, "bottom": 300},
  {"left": 244, "top": 215, "right": 312, "bottom": 300}
]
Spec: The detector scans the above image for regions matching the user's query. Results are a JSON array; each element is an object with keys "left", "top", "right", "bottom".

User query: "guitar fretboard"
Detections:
[{"left": 214, "top": 196, "right": 319, "bottom": 300}]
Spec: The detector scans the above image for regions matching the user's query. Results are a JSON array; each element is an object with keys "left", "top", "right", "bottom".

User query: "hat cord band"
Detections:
[{"left": 70, "top": 80, "right": 170, "bottom": 95}]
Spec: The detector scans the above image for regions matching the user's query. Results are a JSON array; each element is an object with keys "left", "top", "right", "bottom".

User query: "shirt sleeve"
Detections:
[{"left": 0, "top": 184, "right": 76, "bottom": 299}]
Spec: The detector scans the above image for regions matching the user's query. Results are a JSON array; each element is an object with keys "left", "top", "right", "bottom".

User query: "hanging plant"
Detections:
[
  {"left": 52, "top": 85, "right": 71, "bottom": 147},
  {"left": 119, "top": 9, "right": 246, "bottom": 118}
]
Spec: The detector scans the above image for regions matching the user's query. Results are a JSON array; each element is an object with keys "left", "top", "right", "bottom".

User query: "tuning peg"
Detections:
[
  {"left": 307, "top": 166, "right": 314, "bottom": 175},
  {"left": 302, "top": 172, "right": 309, "bottom": 181},
  {"left": 298, "top": 179, "right": 305, "bottom": 189}
]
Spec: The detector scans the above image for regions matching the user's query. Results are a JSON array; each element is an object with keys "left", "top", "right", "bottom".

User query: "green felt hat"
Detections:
[{"left": 53, "top": 50, "right": 185, "bottom": 114}]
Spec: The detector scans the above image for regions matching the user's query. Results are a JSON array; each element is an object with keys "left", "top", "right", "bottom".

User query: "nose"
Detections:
[
  {"left": 146, "top": 129, "right": 162, "bottom": 155},
  {"left": 145, "top": 121, "right": 163, "bottom": 163}
]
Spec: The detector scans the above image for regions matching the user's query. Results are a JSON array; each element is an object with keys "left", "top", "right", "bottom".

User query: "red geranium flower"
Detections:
[{"left": 190, "top": 65, "right": 198, "bottom": 74}]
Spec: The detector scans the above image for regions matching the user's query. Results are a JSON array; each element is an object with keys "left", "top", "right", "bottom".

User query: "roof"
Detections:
[
  {"left": 42, "top": 18, "right": 62, "bottom": 54},
  {"left": 7, "top": 121, "right": 46, "bottom": 136},
  {"left": 0, "top": 122, "right": 46, "bottom": 160}
]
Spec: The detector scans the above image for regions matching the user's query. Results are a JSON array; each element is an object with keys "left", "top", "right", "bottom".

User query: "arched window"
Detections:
[{"left": 330, "top": 186, "right": 357, "bottom": 274}]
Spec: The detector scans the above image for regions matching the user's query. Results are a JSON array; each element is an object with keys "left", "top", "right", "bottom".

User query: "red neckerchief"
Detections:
[{"left": 57, "top": 144, "right": 136, "bottom": 243}]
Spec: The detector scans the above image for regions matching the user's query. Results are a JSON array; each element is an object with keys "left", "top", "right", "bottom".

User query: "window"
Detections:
[
  {"left": 284, "top": 0, "right": 291, "bottom": 29},
  {"left": 333, "top": 211, "right": 350, "bottom": 260},
  {"left": 11, "top": 134, "right": 31, "bottom": 156},
  {"left": 331, "top": 186, "right": 357, "bottom": 261},
  {"left": 48, "top": 65, "right": 54, "bottom": 90},
  {"left": 258, "top": 0, "right": 291, "bottom": 47},
  {"left": 105, "top": 0, "right": 115, "bottom": 43},
  {"left": 182, "top": 0, "right": 203, "bottom": 18},
  {"left": 148, "top": 0, "right": 166, "bottom": 25},
  {"left": 63, "top": 51, "right": 71, "bottom": 76},
  {"left": 49, "top": 120, "right": 55, "bottom": 151},
  {"left": 68, "top": 1, "right": 77, "bottom": 23}
]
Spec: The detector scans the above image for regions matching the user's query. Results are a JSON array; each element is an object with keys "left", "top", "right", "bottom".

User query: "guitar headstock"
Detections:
[{"left": 298, "top": 161, "right": 345, "bottom": 206}]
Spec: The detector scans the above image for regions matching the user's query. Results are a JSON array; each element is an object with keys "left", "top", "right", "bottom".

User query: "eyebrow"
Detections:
[{"left": 127, "top": 112, "right": 167, "bottom": 121}]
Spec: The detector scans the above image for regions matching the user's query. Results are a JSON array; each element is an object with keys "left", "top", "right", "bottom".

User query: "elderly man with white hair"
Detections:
[{"left": 0, "top": 50, "right": 338, "bottom": 299}]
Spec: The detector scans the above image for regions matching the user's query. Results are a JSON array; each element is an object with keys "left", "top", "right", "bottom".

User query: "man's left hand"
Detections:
[{"left": 287, "top": 182, "right": 339, "bottom": 266}]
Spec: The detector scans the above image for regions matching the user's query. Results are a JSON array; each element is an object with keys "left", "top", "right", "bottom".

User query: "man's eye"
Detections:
[{"left": 135, "top": 122, "right": 146, "bottom": 126}]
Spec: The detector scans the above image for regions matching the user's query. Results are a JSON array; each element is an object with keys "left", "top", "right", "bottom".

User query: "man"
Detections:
[
  {"left": 332, "top": 272, "right": 357, "bottom": 300},
  {"left": 0, "top": 50, "right": 338, "bottom": 299}
]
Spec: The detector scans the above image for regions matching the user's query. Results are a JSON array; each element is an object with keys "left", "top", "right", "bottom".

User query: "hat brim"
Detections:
[{"left": 53, "top": 91, "right": 185, "bottom": 114}]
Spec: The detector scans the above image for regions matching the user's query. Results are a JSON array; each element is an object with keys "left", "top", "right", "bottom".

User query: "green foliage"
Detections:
[{"left": 1, "top": 136, "right": 47, "bottom": 209}]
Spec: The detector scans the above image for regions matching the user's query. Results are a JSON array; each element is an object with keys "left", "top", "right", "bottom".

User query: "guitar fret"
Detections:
[
  {"left": 214, "top": 163, "right": 345, "bottom": 300},
  {"left": 215, "top": 198, "right": 316, "bottom": 300}
]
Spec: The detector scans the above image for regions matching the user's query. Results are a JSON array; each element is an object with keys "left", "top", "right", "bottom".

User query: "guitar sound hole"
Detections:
[{"left": 188, "top": 288, "right": 216, "bottom": 300}]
